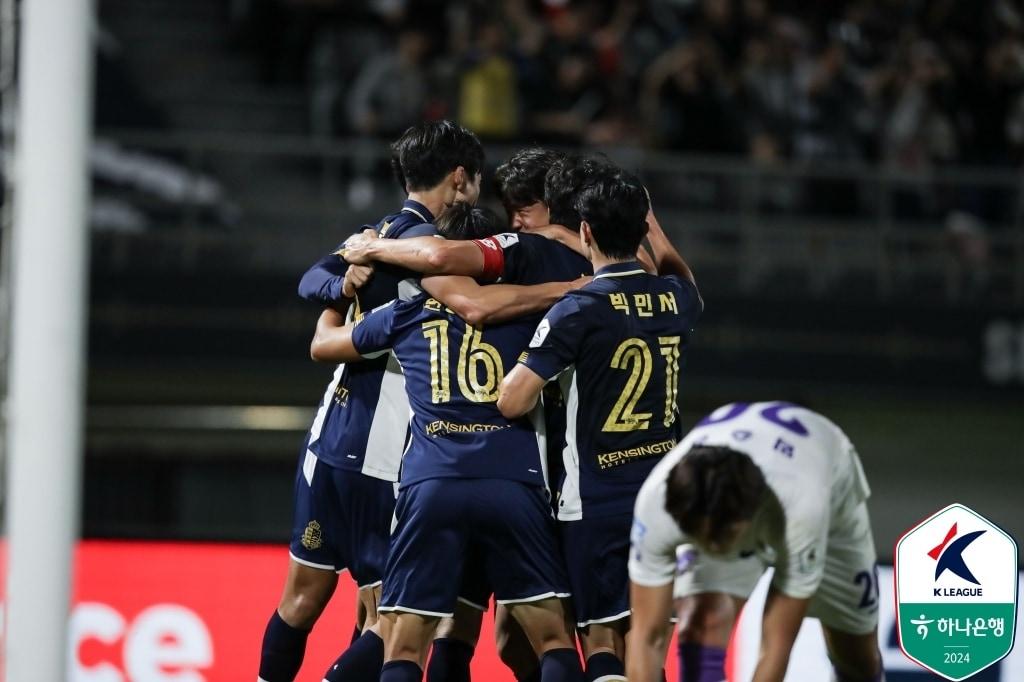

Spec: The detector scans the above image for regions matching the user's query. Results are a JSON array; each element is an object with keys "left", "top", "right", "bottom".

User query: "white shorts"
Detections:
[{"left": 674, "top": 500, "right": 879, "bottom": 635}]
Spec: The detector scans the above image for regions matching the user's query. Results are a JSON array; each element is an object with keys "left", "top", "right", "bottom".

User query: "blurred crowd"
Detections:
[{"left": 232, "top": 0, "right": 1024, "bottom": 172}]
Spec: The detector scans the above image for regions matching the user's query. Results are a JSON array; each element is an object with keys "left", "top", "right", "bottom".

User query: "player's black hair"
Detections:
[
  {"left": 435, "top": 202, "right": 501, "bottom": 241},
  {"left": 574, "top": 168, "right": 649, "bottom": 260},
  {"left": 664, "top": 445, "right": 768, "bottom": 540},
  {"left": 390, "top": 120, "right": 485, "bottom": 193},
  {"left": 494, "top": 147, "right": 564, "bottom": 214},
  {"left": 543, "top": 154, "right": 614, "bottom": 230}
]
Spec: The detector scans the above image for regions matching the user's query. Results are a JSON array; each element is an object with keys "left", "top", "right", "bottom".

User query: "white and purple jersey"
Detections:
[{"left": 628, "top": 402, "right": 872, "bottom": 599}]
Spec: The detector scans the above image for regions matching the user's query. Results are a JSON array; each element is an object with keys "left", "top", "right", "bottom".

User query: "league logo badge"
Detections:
[{"left": 895, "top": 503, "right": 1018, "bottom": 680}]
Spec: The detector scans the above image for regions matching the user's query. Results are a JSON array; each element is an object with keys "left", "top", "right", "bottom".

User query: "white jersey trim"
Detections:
[
  {"left": 379, "top": 604, "right": 453, "bottom": 618},
  {"left": 457, "top": 596, "right": 488, "bottom": 612},
  {"left": 302, "top": 450, "right": 317, "bottom": 486},
  {"left": 401, "top": 206, "right": 428, "bottom": 222},
  {"left": 557, "top": 369, "right": 582, "bottom": 521},
  {"left": 496, "top": 591, "right": 571, "bottom": 605},
  {"left": 360, "top": 352, "right": 408, "bottom": 482},
  {"left": 356, "top": 579, "right": 383, "bottom": 590},
  {"left": 288, "top": 552, "right": 338, "bottom": 572},
  {"left": 593, "top": 268, "right": 646, "bottom": 280},
  {"left": 577, "top": 609, "right": 631, "bottom": 628}
]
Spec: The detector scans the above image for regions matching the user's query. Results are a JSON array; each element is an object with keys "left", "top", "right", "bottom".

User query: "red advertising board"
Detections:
[{"left": 68, "top": 540, "right": 682, "bottom": 681}]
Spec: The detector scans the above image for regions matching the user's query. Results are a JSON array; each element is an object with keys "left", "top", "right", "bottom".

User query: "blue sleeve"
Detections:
[
  {"left": 351, "top": 301, "right": 399, "bottom": 358},
  {"left": 298, "top": 246, "right": 349, "bottom": 304},
  {"left": 520, "top": 295, "right": 586, "bottom": 381},
  {"left": 663, "top": 274, "right": 704, "bottom": 319}
]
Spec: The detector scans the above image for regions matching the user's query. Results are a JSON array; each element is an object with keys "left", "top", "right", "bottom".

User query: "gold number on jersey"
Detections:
[
  {"left": 603, "top": 338, "right": 654, "bottom": 431},
  {"left": 658, "top": 336, "right": 681, "bottom": 428},
  {"left": 602, "top": 336, "right": 682, "bottom": 432},
  {"left": 421, "top": 320, "right": 451, "bottom": 403},
  {"left": 421, "top": 321, "right": 504, "bottom": 404},
  {"left": 457, "top": 326, "right": 504, "bottom": 402}
]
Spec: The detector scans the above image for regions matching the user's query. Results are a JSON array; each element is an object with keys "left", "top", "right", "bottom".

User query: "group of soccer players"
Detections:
[{"left": 257, "top": 120, "right": 887, "bottom": 682}]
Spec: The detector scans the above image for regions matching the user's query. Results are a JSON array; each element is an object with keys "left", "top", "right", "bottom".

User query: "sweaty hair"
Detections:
[
  {"left": 494, "top": 147, "right": 564, "bottom": 214},
  {"left": 390, "top": 120, "right": 485, "bottom": 192},
  {"left": 435, "top": 202, "right": 501, "bottom": 241},
  {"left": 574, "top": 168, "right": 649, "bottom": 260},
  {"left": 543, "top": 154, "right": 615, "bottom": 230},
  {"left": 664, "top": 445, "right": 768, "bottom": 539}
]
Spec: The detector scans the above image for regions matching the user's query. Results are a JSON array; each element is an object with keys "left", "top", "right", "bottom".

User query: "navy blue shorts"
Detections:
[
  {"left": 561, "top": 513, "right": 633, "bottom": 628},
  {"left": 380, "top": 478, "right": 570, "bottom": 617},
  {"left": 457, "top": 543, "right": 492, "bottom": 612},
  {"left": 289, "top": 448, "right": 396, "bottom": 588}
]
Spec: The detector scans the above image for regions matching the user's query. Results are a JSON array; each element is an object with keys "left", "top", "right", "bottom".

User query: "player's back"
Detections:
[
  {"left": 552, "top": 263, "right": 702, "bottom": 519},
  {"left": 356, "top": 294, "right": 547, "bottom": 490},
  {"left": 671, "top": 401, "right": 871, "bottom": 517}
]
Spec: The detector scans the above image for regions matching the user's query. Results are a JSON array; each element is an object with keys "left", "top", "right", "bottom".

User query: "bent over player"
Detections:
[
  {"left": 498, "top": 169, "right": 702, "bottom": 682},
  {"left": 627, "top": 402, "right": 884, "bottom": 682}
]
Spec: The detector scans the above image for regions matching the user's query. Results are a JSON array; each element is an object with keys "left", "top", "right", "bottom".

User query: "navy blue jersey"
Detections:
[
  {"left": 298, "top": 200, "right": 436, "bottom": 478},
  {"left": 473, "top": 232, "right": 592, "bottom": 287},
  {"left": 351, "top": 295, "right": 546, "bottom": 489},
  {"left": 520, "top": 261, "right": 703, "bottom": 519},
  {"left": 471, "top": 232, "right": 592, "bottom": 497}
]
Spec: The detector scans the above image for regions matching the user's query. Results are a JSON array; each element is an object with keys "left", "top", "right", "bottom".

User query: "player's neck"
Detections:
[
  {"left": 590, "top": 249, "right": 636, "bottom": 273},
  {"left": 405, "top": 190, "right": 447, "bottom": 221}
]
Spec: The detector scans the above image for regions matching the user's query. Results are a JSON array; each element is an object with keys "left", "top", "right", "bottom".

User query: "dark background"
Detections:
[{"left": 60, "top": 0, "right": 1024, "bottom": 563}]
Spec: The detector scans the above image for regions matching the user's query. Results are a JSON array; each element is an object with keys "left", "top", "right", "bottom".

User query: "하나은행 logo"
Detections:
[{"left": 895, "top": 503, "right": 1018, "bottom": 681}]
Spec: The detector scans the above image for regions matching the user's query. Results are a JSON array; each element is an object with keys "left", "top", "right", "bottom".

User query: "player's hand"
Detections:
[
  {"left": 340, "top": 228, "right": 378, "bottom": 265},
  {"left": 342, "top": 263, "right": 374, "bottom": 299}
]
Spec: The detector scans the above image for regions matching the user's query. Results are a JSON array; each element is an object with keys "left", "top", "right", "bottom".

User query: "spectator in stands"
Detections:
[
  {"left": 347, "top": 26, "right": 431, "bottom": 136},
  {"left": 456, "top": 21, "right": 521, "bottom": 140}
]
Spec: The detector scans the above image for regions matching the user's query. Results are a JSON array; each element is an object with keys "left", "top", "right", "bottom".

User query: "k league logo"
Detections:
[{"left": 895, "top": 503, "right": 1019, "bottom": 681}]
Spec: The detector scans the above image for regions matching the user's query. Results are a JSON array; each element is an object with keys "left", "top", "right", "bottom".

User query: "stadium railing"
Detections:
[{"left": 96, "top": 130, "right": 1024, "bottom": 306}]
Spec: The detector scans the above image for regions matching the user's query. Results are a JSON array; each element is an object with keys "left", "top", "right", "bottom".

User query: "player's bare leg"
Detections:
[
  {"left": 258, "top": 559, "right": 338, "bottom": 681},
  {"left": 675, "top": 593, "right": 745, "bottom": 682},
  {"left": 380, "top": 611, "right": 442, "bottom": 681},
  {"left": 354, "top": 592, "right": 368, "bottom": 638},
  {"left": 323, "top": 584, "right": 388, "bottom": 682},
  {"left": 578, "top": 620, "right": 627, "bottom": 681},
  {"left": 427, "top": 602, "right": 483, "bottom": 682},
  {"left": 496, "top": 603, "right": 542, "bottom": 681},
  {"left": 821, "top": 624, "right": 884, "bottom": 682},
  {"left": 508, "top": 597, "right": 585, "bottom": 682},
  {"left": 277, "top": 559, "right": 339, "bottom": 627},
  {"left": 359, "top": 584, "right": 383, "bottom": 632}
]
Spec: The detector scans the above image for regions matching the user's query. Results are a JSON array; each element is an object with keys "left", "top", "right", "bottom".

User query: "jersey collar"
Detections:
[
  {"left": 401, "top": 199, "right": 433, "bottom": 224},
  {"left": 593, "top": 260, "right": 646, "bottom": 280}
]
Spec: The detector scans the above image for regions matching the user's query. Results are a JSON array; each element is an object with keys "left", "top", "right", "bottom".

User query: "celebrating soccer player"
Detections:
[
  {"left": 497, "top": 168, "right": 703, "bottom": 682},
  {"left": 258, "top": 120, "right": 484, "bottom": 682}
]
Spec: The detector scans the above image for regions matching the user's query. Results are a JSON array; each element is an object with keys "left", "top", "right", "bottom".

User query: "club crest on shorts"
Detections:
[
  {"left": 301, "top": 520, "right": 323, "bottom": 550},
  {"left": 895, "top": 503, "right": 1018, "bottom": 680}
]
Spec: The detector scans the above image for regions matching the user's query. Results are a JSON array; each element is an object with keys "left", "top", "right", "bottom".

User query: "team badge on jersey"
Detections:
[
  {"left": 895, "top": 503, "right": 1018, "bottom": 680},
  {"left": 301, "top": 520, "right": 323, "bottom": 550}
]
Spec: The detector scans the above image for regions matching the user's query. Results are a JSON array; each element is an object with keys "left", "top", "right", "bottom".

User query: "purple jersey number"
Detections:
[{"left": 697, "top": 401, "right": 809, "bottom": 437}]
